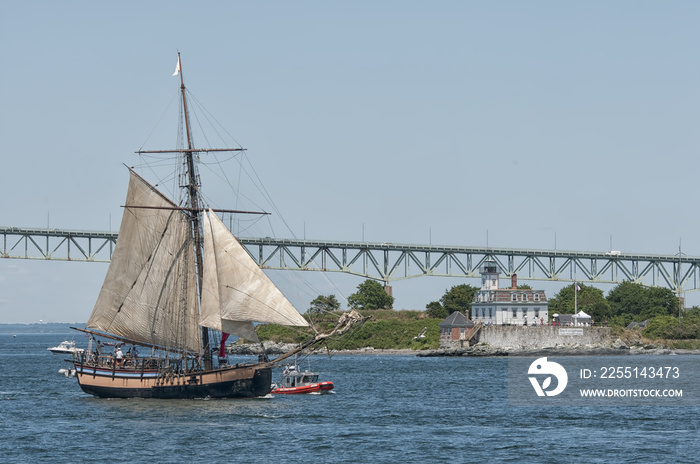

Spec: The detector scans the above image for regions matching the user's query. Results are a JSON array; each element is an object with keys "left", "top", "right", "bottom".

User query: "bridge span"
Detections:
[{"left": 2, "top": 226, "right": 699, "bottom": 296}]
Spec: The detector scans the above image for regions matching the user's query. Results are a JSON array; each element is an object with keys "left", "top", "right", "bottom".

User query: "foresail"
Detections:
[
  {"left": 200, "top": 210, "right": 309, "bottom": 340},
  {"left": 86, "top": 169, "right": 201, "bottom": 353}
]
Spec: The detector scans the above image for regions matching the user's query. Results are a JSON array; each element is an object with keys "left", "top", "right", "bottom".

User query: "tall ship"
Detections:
[{"left": 71, "top": 54, "right": 362, "bottom": 399}]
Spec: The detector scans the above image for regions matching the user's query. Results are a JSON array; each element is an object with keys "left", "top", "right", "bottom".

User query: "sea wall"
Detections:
[{"left": 443, "top": 326, "right": 612, "bottom": 350}]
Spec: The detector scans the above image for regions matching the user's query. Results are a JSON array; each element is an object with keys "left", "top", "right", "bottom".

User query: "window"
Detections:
[
  {"left": 512, "top": 308, "right": 517, "bottom": 318},
  {"left": 489, "top": 308, "right": 493, "bottom": 318},
  {"left": 534, "top": 293, "right": 540, "bottom": 301},
  {"left": 535, "top": 309, "right": 540, "bottom": 318},
  {"left": 523, "top": 308, "right": 528, "bottom": 317},
  {"left": 511, "top": 292, "right": 517, "bottom": 301},
  {"left": 522, "top": 293, "right": 528, "bottom": 302}
]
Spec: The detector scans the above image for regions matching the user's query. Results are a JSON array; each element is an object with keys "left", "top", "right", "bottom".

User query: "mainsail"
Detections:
[
  {"left": 86, "top": 169, "right": 201, "bottom": 353},
  {"left": 200, "top": 209, "right": 309, "bottom": 342}
]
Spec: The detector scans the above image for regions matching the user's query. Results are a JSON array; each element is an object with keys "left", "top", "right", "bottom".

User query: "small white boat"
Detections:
[{"left": 47, "top": 340, "right": 84, "bottom": 355}]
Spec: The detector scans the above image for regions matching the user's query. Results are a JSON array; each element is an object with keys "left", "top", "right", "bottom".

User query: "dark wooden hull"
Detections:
[{"left": 74, "top": 362, "right": 272, "bottom": 399}]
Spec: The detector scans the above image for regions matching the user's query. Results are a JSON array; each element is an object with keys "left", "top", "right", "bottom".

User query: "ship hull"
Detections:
[{"left": 74, "top": 362, "right": 272, "bottom": 399}]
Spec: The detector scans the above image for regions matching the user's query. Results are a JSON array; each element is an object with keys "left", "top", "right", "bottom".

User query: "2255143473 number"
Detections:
[{"left": 599, "top": 366, "right": 680, "bottom": 379}]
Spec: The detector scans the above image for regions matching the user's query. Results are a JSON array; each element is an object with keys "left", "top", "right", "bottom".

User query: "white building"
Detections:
[{"left": 471, "top": 261, "right": 549, "bottom": 326}]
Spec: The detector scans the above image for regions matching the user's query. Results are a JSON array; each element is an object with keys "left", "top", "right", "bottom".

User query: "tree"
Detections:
[
  {"left": 646, "top": 287, "right": 680, "bottom": 319},
  {"left": 548, "top": 283, "right": 610, "bottom": 323},
  {"left": 309, "top": 294, "right": 341, "bottom": 314},
  {"left": 425, "top": 301, "right": 448, "bottom": 319},
  {"left": 439, "top": 284, "right": 478, "bottom": 315},
  {"left": 606, "top": 282, "right": 679, "bottom": 327},
  {"left": 606, "top": 281, "right": 646, "bottom": 325},
  {"left": 347, "top": 279, "right": 394, "bottom": 310}
]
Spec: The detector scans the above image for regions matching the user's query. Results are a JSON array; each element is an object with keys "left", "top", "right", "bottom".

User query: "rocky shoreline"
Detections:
[
  {"left": 226, "top": 341, "right": 420, "bottom": 357},
  {"left": 415, "top": 345, "right": 700, "bottom": 357},
  {"left": 227, "top": 339, "right": 700, "bottom": 358}
]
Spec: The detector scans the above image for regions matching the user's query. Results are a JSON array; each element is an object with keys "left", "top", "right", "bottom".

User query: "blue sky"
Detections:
[{"left": 1, "top": 1, "right": 699, "bottom": 323}]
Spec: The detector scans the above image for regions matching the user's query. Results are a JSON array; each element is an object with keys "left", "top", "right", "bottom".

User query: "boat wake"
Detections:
[{"left": 58, "top": 368, "right": 76, "bottom": 378}]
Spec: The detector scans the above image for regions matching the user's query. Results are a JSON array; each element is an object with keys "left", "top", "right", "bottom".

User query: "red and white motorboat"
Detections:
[{"left": 271, "top": 363, "right": 334, "bottom": 394}]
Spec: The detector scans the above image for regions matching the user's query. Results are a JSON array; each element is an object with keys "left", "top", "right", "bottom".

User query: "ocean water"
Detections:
[{"left": 1, "top": 332, "right": 699, "bottom": 464}]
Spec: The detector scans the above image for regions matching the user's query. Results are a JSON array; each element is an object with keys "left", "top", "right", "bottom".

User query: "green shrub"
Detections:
[{"left": 256, "top": 310, "right": 442, "bottom": 350}]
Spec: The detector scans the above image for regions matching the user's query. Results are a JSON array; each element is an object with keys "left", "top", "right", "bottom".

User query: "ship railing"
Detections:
[{"left": 75, "top": 352, "right": 203, "bottom": 372}]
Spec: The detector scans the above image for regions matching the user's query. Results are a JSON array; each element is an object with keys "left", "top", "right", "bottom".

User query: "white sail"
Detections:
[
  {"left": 200, "top": 210, "right": 309, "bottom": 341},
  {"left": 86, "top": 169, "right": 201, "bottom": 353}
]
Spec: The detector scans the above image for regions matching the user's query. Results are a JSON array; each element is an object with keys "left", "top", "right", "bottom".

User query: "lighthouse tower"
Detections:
[{"left": 480, "top": 260, "right": 500, "bottom": 291}]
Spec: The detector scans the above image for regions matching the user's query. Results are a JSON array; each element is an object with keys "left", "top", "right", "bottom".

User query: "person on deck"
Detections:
[
  {"left": 115, "top": 347, "right": 123, "bottom": 367},
  {"left": 129, "top": 346, "right": 138, "bottom": 367}
]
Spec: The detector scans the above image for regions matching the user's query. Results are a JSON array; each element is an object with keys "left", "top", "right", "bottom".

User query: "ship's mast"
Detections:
[
  {"left": 136, "top": 54, "right": 268, "bottom": 369},
  {"left": 176, "top": 53, "right": 211, "bottom": 368}
]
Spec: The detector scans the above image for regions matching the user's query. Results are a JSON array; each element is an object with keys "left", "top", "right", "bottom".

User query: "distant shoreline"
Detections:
[
  {"left": 0, "top": 323, "right": 83, "bottom": 334},
  {"left": 8, "top": 324, "right": 699, "bottom": 357}
]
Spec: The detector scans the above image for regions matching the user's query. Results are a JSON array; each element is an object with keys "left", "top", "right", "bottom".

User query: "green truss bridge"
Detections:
[{"left": 1, "top": 226, "right": 698, "bottom": 296}]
